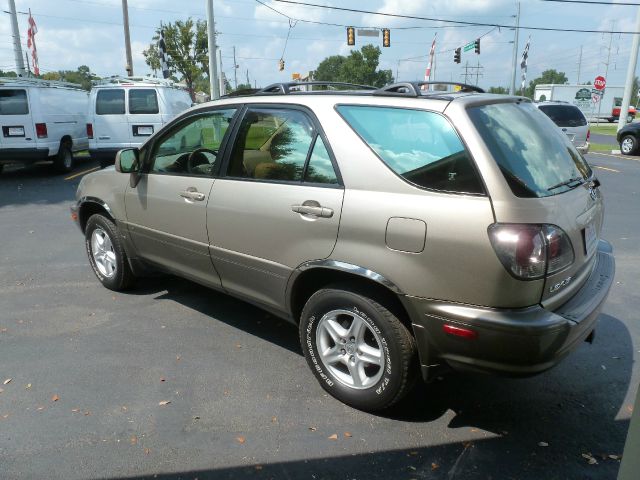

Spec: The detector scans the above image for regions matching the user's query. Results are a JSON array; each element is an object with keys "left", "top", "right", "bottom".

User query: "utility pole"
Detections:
[
  {"left": 233, "top": 46, "right": 238, "bottom": 90},
  {"left": 218, "top": 48, "right": 225, "bottom": 96},
  {"left": 462, "top": 61, "right": 470, "bottom": 84},
  {"left": 475, "top": 60, "right": 483, "bottom": 85},
  {"left": 25, "top": 51, "right": 30, "bottom": 76},
  {"left": 246, "top": 69, "right": 250, "bottom": 86},
  {"left": 206, "top": 0, "right": 220, "bottom": 100},
  {"left": 121, "top": 0, "right": 133, "bottom": 76},
  {"left": 596, "top": 21, "right": 615, "bottom": 125},
  {"left": 8, "top": 0, "right": 26, "bottom": 76},
  {"left": 509, "top": 2, "right": 520, "bottom": 95},
  {"left": 618, "top": 8, "right": 640, "bottom": 132},
  {"left": 577, "top": 45, "right": 583, "bottom": 84}
]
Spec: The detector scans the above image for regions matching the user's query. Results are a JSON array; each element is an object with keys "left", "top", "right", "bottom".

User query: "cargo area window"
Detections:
[
  {"left": 96, "top": 89, "right": 125, "bottom": 115},
  {"left": 337, "top": 105, "right": 484, "bottom": 194},
  {"left": 129, "top": 89, "right": 159, "bottom": 114},
  {"left": 0, "top": 89, "right": 28, "bottom": 115}
]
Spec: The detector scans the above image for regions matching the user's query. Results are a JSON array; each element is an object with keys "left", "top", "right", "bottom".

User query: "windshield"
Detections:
[{"left": 468, "top": 101, "right": 592, "bottom": 198}]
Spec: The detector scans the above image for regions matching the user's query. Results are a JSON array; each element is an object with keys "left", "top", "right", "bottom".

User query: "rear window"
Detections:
[
  {"left": 0, "top": 89, "right": 28, "bottom": 115},
  {"left": 468, "top": 102, "right": 592, "bottom": 198},
  {"left": 129, "top": 89, "right": 159, "bottom": 114},
  {"left": 96, "top": 89, "right": 125, "bottom": 115},
  {"left": 336, "top": 105, "right": 484, "bottom": 194},
  {"left": 538, "top": 104, "right": 587, "bottom": 127}
]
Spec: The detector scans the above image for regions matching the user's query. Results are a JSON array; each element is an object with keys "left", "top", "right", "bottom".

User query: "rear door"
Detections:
[
  {"left": 94, "top": 88, "right": 128, "bottom": 150},
  {"left": 0, "top": 88, "right": 36, "bottom": 149},
  {"left": 127, "top": 88, "right": 162, "bottom": 146}
]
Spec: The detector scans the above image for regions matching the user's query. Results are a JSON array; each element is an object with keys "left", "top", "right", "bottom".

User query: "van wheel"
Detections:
[
  {"left": 85, "top": 214, "right": 134, "bottom": 291},
  {"left": 299, "top": 286, "right": 417, "bottom": 411},
  {"left": 620, "top": 135, "right": 638, "bottom": 155},
  {"left": 54, "top": 144, "right": 74, "bottom": 173}
]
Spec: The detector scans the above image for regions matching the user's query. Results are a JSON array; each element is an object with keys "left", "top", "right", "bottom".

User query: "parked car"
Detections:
[
  {"left": 535, "top": 101, "right": 590, "bottom": 154},
  {"left": 87, "top": 76, "right": 191, "bottom": 169},
  {"left": 617, "top": 121, "right": 640, "bottom": 155},
  {"left": 72, "top": 81, "right": 615, "bottom": 412},
  {"left": 0, "top": 77, "right": 89, "bottom": 174}
]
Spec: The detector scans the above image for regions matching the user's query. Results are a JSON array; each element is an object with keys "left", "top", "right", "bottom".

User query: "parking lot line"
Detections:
[
  {"left": 591, "top": 152, "right": 640, "bottom": 162},
  {"left": 593, "top": 165, "right": 620, "bottom": 173},
  {"left": 65, "top": 166, "right": 99, "bottom": 181}
]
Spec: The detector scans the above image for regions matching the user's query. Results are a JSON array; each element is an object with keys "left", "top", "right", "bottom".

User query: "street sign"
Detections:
[
  {"left": 592, "top": 93, "right": 601, "bottom": 103},
  {"left": 357, "top": 29, "right": 379, "bottom": 37},
  {"left": 594, "top": 75, "right": 606, "bottom": 91},
  {"left": 463, "top": 42, "right": 475, "bottom": 52}
]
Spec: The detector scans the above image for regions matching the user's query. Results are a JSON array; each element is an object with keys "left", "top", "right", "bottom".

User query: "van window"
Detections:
[
  {"left": 0, "top": 89, "right": 28, "bottom": 115},
  {"left": 96, "top": 89, "right": 125, "bottom": 115},
  {"left": 538, "top": 105, "right": 587, "bottom": 127},
  {"left": 129, "top": 89, "right": 159, "bottom": 114}
]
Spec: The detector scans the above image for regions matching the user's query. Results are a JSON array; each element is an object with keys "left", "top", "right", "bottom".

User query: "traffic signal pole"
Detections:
[{"left": 617, "top": 7, "right": 640, "bottom": 132}]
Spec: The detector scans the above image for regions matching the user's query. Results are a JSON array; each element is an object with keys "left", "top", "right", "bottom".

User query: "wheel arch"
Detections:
[
  {"left": 77, "top": 197, "right": 116, "bottom": 233},
  {"left": 60, "top": 135, "right": 73, "bottom": 148}
]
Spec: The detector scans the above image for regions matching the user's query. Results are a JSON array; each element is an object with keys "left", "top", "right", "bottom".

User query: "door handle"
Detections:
[
  {"left": 291, "top": 201, "right": 333, "bottom": 218},
  {"left": 179, "top": 188, "right": 206, "bottom": 202}
]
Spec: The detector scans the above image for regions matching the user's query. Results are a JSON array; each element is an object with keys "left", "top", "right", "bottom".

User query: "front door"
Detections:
[
  {"left": 124, "top": 107, "right": 237, "bottom": 288},
  {"left": 208, "top": 106, "right": 344, "bottom": 310}
]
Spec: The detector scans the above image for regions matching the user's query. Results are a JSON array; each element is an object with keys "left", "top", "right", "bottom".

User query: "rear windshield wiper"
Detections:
[{"left": 548, "top": 176, "right": 584, "bottom": 191}]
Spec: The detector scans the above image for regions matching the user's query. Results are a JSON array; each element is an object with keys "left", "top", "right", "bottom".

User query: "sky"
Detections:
[{"left": 2, "top": 0, "right": 640, "bottom": 91}]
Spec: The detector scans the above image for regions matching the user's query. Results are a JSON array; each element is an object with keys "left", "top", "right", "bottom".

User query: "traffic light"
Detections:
[
  {"left": 454, "top": 47, "right": 461, "bottom": 64},
  {"left": 474, "top": 38, "right": 480, "bottom": 54},
  {"left": 347, "top": 26, "right": 355, "bottom": 46},
  {"left": 278, "top": 59, "right": 285, "bottom": 71},
  {"left": 382, "top": 28, "right": 390, "bottom": 48}
]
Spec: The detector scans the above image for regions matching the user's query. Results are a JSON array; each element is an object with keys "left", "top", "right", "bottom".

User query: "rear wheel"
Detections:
[
  {"left": 85, "top": 214, "right": 134, "bottom": 291},
  {"left": 620, "top": 135, "right": 638, "bottom": 155},
  {"left": 54, "top": 143, "right": 73, "bottom": 173},
  {"left": 299, "top": 286, "right": 417, "bottom": 411}
]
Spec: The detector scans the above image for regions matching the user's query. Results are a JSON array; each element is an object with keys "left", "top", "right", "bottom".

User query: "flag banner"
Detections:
[
  {"left": 422, "top": 34, "right": 437, "bottom": 90},
  {"left": 520, "top": 36, "right": 531, "bottom": 93},
  {"left": 158, "top": 28, "right": 170, "bottom": 79},
  {"left": 27, "top": 11, "right": 39, "bottom": 76}
]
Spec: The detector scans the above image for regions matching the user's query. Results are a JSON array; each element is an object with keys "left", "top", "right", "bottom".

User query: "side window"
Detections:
[
  {"left": 0, "top": 89, "right": 28, "bottom": 115},
  {"left": 305, "top": 136, "right": 338, "bottom": 184},
  {"left": 96, "top": 89, "right": 125, "bottom": 115},
  {"left": 150, "top": 108, "right": 236, "bottom": 176},
  {"left": 337, "top": 105, "right": 484, "bottom": 194},
  {"left": 227, "top": 108, "right": 315, "bottom": 182},
  {"left": 129, "top": 89, "right": 159, "bottom": 114}
]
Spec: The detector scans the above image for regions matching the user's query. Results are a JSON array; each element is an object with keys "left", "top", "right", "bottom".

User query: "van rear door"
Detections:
[
  {"left": 538, "top": 104, "right": 589, "bottom": 151},
  {"left": 94, "top": 88, "right": 128, "bottom": 150},
  {"left": 0, "top": 88, "right": 36, "bottom": 149},
  {"left": 127, "top": 88, "right": 162, "bottom": 146}
]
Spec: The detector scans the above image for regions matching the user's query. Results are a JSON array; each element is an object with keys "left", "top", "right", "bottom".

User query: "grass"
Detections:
[
  {"left": 589, "top": 142, "right": 617, "bottom": 153},
  {"left": 589, "top": 124, "right": 618, "bottom": 136}
]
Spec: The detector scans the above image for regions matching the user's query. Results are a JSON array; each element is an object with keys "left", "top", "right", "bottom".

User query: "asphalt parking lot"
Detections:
[{"left": 0, "top": 153, "right": 638, "bottom": 480}]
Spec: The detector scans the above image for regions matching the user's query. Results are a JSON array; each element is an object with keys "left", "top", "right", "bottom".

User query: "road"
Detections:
[{"left": 0, "top": 153, "right": 638, "bottom": 480}]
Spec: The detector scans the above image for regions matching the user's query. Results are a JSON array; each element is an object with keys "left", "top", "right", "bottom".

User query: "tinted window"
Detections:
[
  {"left": 0, "top": 89, "right": 28, "bottom": 115},
  {"left": 129, "top": 89, "right": 159, "bottom": 114},
  {"left": 337, "top": 105, "right": 484, "bottom": 194},
  {"left": 468, "top": 102, "right": 592, "bottom": 198},
  {"left": 538, "top": 105, "right": 587, "bottom": 127},
  {"left": 96, "top": 89, "right": 125, "bottom": 115},
  {"left": 227, "top": 108, "right": 314, "bottom": 182},
  {"left": 151, "top": 108, "right": 236, "bottom": 176},
  {"left": 305, "top": 136, "right": 338, "bottom": 184}
]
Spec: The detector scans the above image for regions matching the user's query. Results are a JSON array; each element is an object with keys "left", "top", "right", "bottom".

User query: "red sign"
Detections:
[{"left": 594, "top": 76, "right": 606, "bottom": 91}]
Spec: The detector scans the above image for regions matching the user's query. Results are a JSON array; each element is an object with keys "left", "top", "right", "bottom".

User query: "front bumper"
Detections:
[{"left": 405, "top": 240, "right": 615, "bottom": 380}]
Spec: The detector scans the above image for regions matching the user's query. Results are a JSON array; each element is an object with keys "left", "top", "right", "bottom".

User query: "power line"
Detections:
[
  {"left": 273, "top": 0, "right": 640, "bottom": 34},
  {"left": 541, "top": 0, "right": 640, "bottom": 5}
]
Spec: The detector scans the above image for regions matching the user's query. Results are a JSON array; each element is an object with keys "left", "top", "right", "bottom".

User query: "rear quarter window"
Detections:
[
  {"left": 129, "top": 89, "right": 159, "bottom": 114},
  {"left": 96, "top": 89, "right": 125, "bottom": 115},
  {"left": 336, "top": 105, "right": 484, "bottom": 194},
  {"left": 0, "top": 89, "right": 28, "bottom": 115}
]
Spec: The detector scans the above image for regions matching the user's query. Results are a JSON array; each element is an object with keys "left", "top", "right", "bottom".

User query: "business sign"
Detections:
[{"left": 594, "top": 75, "right": 606, "bottom": 91}]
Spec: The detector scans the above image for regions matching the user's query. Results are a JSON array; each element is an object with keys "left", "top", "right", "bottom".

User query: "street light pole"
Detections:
[
  {"left": 206, "top": 0, "right": 220, "bottom": 100},
  {"left": 618, "top": 8, "right": 640, "bottom": 132},
  {"left": 8, "top": 0, "right": 26, "bottom": 76},
  {"left": 121, "top": 0, "right": 134, "bottom": 76},
  {"left": 509, "top": 2, "right": 520, "bottom": 95}
]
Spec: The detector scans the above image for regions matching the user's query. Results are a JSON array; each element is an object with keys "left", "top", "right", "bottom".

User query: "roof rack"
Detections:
[
  {"left": 0, "top": 76, "right": 84, "bottom": 90},
  {"left": 373, "top": 81, "right": 485, "bottom": 97},
  {"left": 92, "top": 75, "right": 176, "bottom": 87},
  {"left": 257, "top": 81, "right": 377, "bottom": 94}
]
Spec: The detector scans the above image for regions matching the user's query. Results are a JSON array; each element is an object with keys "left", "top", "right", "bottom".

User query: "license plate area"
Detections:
[
  {"left": 133, "top": 125, "right": 153, "bottom": 136},
  {"left": 583, "top": 222, "right": 597, "bottom": 257},
  {"left": 3, "top": 126, "right": 25, "bottom": 137}
]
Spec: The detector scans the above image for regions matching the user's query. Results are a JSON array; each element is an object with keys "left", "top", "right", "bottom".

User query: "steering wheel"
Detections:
[{"left": 187, "top": 148, "right": 217, "bottom": 174}]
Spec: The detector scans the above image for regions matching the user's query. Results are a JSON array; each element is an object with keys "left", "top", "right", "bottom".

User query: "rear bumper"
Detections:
[
  {"left": 576, "top": 142, "right": 589, "bottom": 155},
  {"left": 405, "top": 240, "right": 615, "bottom": 379},
  {"left": 0, "top": 148, "right": 50, "bottom": 164},
  {"left": 89, "top": 148, "right": 121, "bottom": 165}
]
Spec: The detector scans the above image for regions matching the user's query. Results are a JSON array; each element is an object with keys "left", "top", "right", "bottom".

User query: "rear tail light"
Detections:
[
  {"left": 488, "top": 224, "right": 574, "bottom": 280},
  {"left": 586, "top": 129, "right": 590, "bottom": 141},
  {"left": 35, "top": 123, "right": 47, "bottom": 138},
  {"left": 86, "top": 123, "right": 93, "bottom": 139}
]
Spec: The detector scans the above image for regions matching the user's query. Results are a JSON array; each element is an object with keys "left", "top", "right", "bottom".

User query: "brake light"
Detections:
[
  {"left": 87, "top": 123, "right": 93, "bottom": 139},
  {"left": 35, "top": 123, "right": 47, "bottom": 138},
  {"left": 586, "top": 129, "right": 590, "bottom": 141},
  {"left": 488, "top": 224, "right": 574, "bottom": 280}
]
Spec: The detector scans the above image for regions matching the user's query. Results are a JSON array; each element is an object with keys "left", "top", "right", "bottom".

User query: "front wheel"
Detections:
[
  {"left": 85, "top": 214, "right": 134, "bottom": 291},
  {"left": 299, "top": 287, "right": 417, "bottom": 411},
  {"left": 620, "top": 134, "right": 638, "bottom": 155}
]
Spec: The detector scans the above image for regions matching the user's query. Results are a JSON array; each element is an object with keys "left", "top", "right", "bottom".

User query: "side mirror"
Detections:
[{"left": 114, "top": 148, "right": 142, "bottom": 188}]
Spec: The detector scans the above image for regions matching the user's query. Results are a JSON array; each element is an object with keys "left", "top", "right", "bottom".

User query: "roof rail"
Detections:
[
  {"left": 0, "top": 76, "right": 84, "bottom": 90},
  {"left": 92, "top": 75, "right": 176, "bottom": 87},
  {"left": 257, "top": 81, "right": 377, "bottom": 94},
  {"left": 374, "top": 81, "right": 485, "bottom": 97}
]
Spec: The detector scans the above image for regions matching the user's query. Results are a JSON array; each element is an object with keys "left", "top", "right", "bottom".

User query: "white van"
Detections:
[
  {"left": 0, "top": 78, "right": 89, "bottom": 174},
  {"left": 87, "top": 77, "right": 192, "bottom": 168}
]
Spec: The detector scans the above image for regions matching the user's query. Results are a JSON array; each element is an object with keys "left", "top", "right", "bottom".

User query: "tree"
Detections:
[
  {"left": 488, "top": 86, "right": 508, "bottom": 94},
  {"left": 40, "top": 65, "right": 98, "bottom": 90},
  {"left": 143, "top": 19, "right": 209, "bottom": 99},
  {"left": 314, "top": 45, "right": 393, "bottom": 88},
  {"left": 0, "top": 70, "right": 17, "bottom": 78},
  {"left": 524, "top": 69, "right": 568, "bottom": 98}
]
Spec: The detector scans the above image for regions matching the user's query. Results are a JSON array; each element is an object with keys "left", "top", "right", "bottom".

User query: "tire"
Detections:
[
  {"left": 620, "top": 134, "right": 638, "bottom": 155},
  {"left": 627, "top": 114, "right": 634, "bottom": 123},
  {"left": 0, "top": 164, "right": 3, "bottom": 175},
  {"left": 85, "top": 214, "right": 134, "bottom": 291},
  {"left": 607, "top": 118, "right": 615, "bottom": 123},
  {"left": 54, "top": 143, "right": 73, "bottom": 173},
  {"left": 299, "top": 286, "right": 417, "bottom": 411}
]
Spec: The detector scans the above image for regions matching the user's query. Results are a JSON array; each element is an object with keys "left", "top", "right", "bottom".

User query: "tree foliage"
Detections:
[
  {"left": 524, "top": 69, "right": 568, "bottom": 98},
  {"left": 314, "top": 45, "right": 393, "bottom": 88},
  {"left": 488, "top": 86, "right": 508, "bottom": 94},
  {"left": 143, "top": 19, "right": 209, "bottom": 99},
  {"left": 41, "top": 65, "right": 98, "bottom": 90}
]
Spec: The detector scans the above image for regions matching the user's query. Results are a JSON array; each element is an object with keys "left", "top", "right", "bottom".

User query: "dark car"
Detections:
[{"left": 617, "top": 122, "right": 640, "bottom": 155}]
